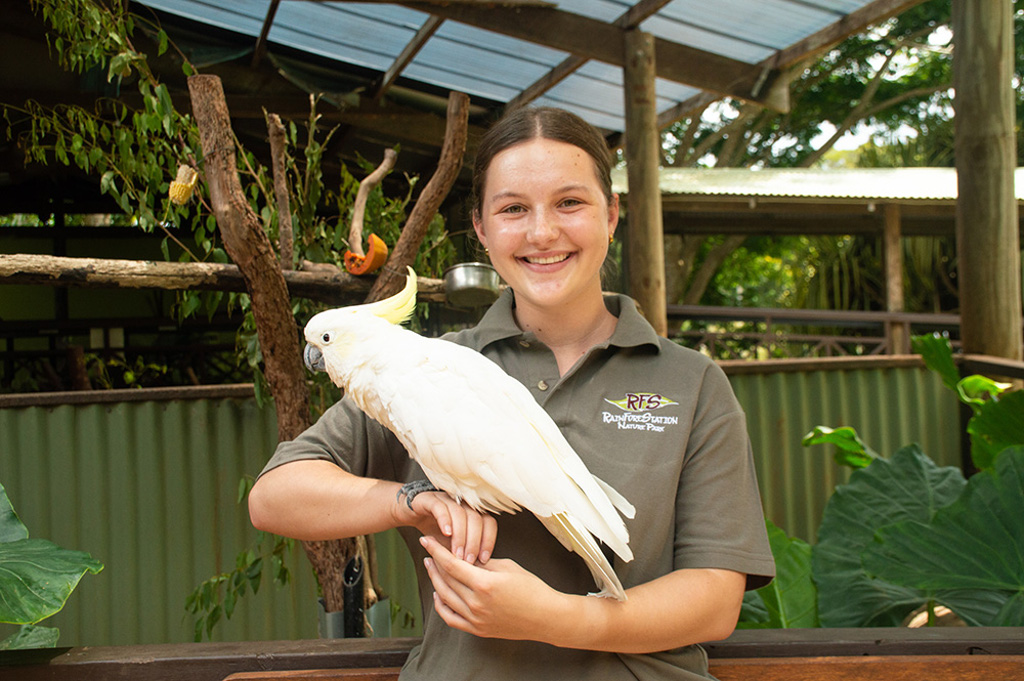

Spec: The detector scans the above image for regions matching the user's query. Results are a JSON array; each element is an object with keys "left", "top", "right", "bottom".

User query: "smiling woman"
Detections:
[{"left": 249, "top": 107, "right": 774, "bottom": 681}]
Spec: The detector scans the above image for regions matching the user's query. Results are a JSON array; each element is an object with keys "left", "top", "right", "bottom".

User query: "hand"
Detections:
[
  {"left": 395, "top": 491, "right": 498, "bottom": 565},
  {"left": 419, "top": 534, "right": 568, "bottom": 642}
]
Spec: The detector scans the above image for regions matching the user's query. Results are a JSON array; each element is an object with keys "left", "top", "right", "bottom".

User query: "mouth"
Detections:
[
  {"left": 521, "top": 252, "right": 572, "bottom": 266},
  {"left": 304, "top": 344, "right": 326, "bottom": 372}
]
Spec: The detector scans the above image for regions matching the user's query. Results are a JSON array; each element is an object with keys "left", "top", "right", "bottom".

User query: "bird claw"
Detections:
[{"left": 397, "top": 479, "right": 439, "bottom": 510}]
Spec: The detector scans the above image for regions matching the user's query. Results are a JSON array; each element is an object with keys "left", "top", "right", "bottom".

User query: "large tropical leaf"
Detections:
[
  {"left": 912, "top": 333, "right": 960, "bottom": 392},
  {"left": 739, "top": 520, "right": 818, "bottom": 628},
  {"left": 802, "top": 425, "right": 878, "bottom": 469},
  {"left": 0, "top": 482, "right": 29, "bottom": 544},
  {"left": 863, "top": 447, "right": 1024, "bottom": 626},
  {"left": 968, "top": 391, "right": 1024, "bottom": 471},
  {"left": 0, "top": 538, "right": 104, "bottom": 625},
  {"left": 0, "top": 624, "right": 60, "bottom": 650},
  {"left": 812, "top": 444, "right": 966, "bottom": 627}
]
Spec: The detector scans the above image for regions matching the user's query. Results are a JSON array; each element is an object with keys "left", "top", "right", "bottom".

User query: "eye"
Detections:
[{"left": 321, "top": 332, "right": 331, "bottom": 343}]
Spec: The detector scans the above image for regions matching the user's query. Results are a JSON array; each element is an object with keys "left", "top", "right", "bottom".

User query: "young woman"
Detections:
[{"left": 248, "top": 107, "right": 774, "bottom": 680}]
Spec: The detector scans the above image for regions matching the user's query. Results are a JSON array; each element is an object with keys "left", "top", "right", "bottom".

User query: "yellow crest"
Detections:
[{"left": 364, "top": 266, "right": 418, "bottom": 325}]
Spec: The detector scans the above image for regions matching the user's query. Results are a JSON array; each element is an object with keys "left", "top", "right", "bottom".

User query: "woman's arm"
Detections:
[
  {"left": 249, "top": 460, "right": 497, "bottom": 564},
  {"left": 420, "top": 534, "right": 745, "bottom": 653}
]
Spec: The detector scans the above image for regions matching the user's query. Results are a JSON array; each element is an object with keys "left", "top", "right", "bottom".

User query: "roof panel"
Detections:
[
  {"left": 136, "top": 0, "right": 901, "bottom": 135},
  {"left": 610, "top": 167, "right": 999, "bottom": 202}
]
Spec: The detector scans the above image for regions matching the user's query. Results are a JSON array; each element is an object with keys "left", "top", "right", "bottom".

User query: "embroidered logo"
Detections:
[{"left": 603, "top": 392, "right": 679, "bottom": 432}]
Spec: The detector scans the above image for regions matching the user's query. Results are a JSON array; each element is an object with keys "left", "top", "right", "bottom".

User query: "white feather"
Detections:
[{"left": 304, "top": 273, "right": 635, "bottom": 600}]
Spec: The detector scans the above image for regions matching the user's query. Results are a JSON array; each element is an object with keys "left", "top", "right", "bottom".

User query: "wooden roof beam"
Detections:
[
  {"left": 251, "top": 0, "right": 282, "bottom": 68},
  {"left": 403, "top": 2, "right": 791, "bottom": 111},
  {"left": 504, "top": 0, "right": 673, "bottom": 113},
  {"left": 370, "top": 16, "right": 444, "bottom": 103}
]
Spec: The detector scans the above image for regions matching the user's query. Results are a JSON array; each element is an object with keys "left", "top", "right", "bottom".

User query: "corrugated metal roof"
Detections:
[
  {"left": 611, "top": 167, "right": 1024, "bottom": 201},
  {"left": 135, "top": 0, "right": 924, "bottom": 135}
]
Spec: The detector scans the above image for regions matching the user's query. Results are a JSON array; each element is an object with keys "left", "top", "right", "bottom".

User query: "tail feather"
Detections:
[{"left": 538, "top": 512, "right": 627, "bottom": 601}]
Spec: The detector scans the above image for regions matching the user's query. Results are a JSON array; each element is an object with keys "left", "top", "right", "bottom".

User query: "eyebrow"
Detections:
[{"left": 489, "top": 183, "right": 593, "bottom": 201}]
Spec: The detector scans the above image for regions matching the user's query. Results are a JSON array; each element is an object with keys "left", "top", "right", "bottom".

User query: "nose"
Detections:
[
  {"left": 525, "top": 209, "right": 559, "bottom": 245},
  {"left": 304, "top": 344, "right": 325, "bottom": 372}
]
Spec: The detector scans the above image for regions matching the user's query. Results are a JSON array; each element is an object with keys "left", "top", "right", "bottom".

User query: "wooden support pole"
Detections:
[
  {"left": 883, "top": 203, "right": 908, "bottom": 354},
  {"left": 623, "top": 29, "right": 667, "bottom": 337},
  {"left": 952, "top": 0, "right": 1023, "bottom": 360}
]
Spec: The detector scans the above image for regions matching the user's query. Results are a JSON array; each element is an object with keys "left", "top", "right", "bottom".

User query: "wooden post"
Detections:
[
  {"left": 952, "top": 0, "right": 1023, "bottom": 360},
  {"left": 623, "top": 29, "right": 667, "bottom": 337},
  {"left": 883, "top": 203, "right": 908, "bottom": 354}
]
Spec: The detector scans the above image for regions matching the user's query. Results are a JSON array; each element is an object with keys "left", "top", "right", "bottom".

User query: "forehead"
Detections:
[{"left": 483, "top": 138, "right": 600, "bottom": 196}]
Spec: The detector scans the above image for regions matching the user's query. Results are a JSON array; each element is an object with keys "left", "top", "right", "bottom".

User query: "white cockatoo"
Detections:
[{"left": 302, "top": 267, "right": 635, "bottom": 600}]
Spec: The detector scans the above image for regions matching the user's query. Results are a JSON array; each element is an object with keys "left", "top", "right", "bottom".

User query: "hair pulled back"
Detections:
[{"left": 471, "top": 107, "right": 614, "bottom": 218}]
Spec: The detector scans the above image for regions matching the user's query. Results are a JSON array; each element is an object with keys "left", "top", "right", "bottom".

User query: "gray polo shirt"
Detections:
[{"left": 263, "top": 290, "right": 774, "bottom": 680}]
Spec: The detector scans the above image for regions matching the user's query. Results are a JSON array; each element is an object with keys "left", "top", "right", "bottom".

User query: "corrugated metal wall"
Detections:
[
  {"left": 0, "top": 360, "right": 962, "bottom": 647},
  {"left": 726, "top": 361, "right": 961, "bottom": 542},
  {"left": 0, "top": 396, "right": 319, "bottom": 647}
]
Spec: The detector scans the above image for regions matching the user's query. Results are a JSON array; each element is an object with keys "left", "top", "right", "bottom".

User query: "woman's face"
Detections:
[{"left": 473, "top": 137, "right": 618, "bottom": 316}]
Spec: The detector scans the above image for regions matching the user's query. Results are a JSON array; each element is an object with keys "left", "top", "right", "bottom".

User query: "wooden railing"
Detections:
[{"left": 667, "top": 304, "right": 964, "bottom": 358}]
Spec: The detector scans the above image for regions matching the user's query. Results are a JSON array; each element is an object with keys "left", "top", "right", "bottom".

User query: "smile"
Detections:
[{"left": 523, "top": 253, "right": 570, "bottom": 265}]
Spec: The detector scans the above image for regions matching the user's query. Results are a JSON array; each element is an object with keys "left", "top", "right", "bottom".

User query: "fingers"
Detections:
[{"left": 405, "top": 491, "right": 496, "bottom": 565}]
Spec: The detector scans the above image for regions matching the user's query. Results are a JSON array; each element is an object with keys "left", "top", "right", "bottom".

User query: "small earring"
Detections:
[
  {"left": 484, "top": 247, "right": 489, "bottom": 255},
  {"left": 608, "top": 234, "right": 614, "bottom": 245}
]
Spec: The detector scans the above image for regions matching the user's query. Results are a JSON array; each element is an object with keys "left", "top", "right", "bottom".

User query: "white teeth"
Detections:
[{"left": 526, "top": 254, "right": 569, "bottom": 265}]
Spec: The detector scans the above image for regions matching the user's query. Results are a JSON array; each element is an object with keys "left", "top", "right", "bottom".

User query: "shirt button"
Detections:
[
  {"left": 519, "top": 340, "right": 530, "bottom": 348},
  {"left": 537, "top": 380, "right": 549, "bottom": 391}
]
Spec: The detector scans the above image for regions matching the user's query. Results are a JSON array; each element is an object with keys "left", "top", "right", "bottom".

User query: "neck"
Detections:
[{"left": 514, "top": 292, "right": 617, "bottom": 375}]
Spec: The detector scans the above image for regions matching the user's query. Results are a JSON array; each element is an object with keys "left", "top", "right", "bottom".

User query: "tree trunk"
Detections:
[
  {"left": 188, "top": 74, "right": 356, "bottom": 615},
  {"left": 952, "top": 0, "right": 1023, "bottom": 360},
  {"left": 623, "top": 30, "right": 667, "bottom": 336}
]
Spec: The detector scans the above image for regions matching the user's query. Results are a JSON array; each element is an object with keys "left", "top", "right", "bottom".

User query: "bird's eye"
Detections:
[{"left": 322, "top": 332, "right": 331, "bottom": 343}]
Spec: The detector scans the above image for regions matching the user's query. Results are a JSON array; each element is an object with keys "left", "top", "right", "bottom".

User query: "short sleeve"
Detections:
[
  {"left": 259, "top": 396, "right": 418, "bottom": 484},
  {"left": 673, "top": 363, "right": 775, "bottom": 590}
]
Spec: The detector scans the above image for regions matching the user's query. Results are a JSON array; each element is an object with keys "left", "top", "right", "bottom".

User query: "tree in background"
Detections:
[{"left": 662, "top": 0, "right": 1021, "bottom": 314}]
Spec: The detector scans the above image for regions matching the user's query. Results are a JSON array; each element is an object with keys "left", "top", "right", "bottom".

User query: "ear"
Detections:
[
  {"left": 472, "top": 211, "right": 488, "bottom": 251},
  {"left": 607, "top": 193, "right": 620, "bottom": 238}
]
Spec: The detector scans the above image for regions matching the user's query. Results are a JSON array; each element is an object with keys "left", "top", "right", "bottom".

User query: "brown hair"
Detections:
[{"left": 471, "top": 107, "right": 614, "bottom": 218}]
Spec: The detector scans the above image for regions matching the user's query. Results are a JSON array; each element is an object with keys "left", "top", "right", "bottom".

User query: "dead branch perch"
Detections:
[
  {"left": 349, "top": 148, "right": 398, "bottom": 258},
  {"left": 266, "top": 113, "right": 294, "bottom": 270},
  {"left": 368, "top": 91, "right": 470, "bottom": 302},
  {"left": 0, "top": 253, "right": 447, "bottom": 304}
]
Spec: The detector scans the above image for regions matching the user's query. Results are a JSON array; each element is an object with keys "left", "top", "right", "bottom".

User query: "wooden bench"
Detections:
[
  {"left": 220, "top": 654, "right": 1024, "bottom": 681},
  {"left": 4, "top": 629, "right": 1022, "bottom": 681}
]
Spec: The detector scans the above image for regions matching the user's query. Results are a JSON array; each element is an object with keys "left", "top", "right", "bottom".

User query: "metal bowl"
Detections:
[{"left": 444, "top": 262, "right": 502, "bottom": 308}]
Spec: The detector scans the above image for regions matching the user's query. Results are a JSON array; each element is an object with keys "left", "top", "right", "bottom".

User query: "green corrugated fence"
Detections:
[{"left": 0, "top": 358, "right": 962, "bottom": 647}]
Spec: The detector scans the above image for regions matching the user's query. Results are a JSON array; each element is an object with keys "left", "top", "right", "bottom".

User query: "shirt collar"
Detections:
[{"left": 466, "top": 288, "right": 662, "bottom": 353}]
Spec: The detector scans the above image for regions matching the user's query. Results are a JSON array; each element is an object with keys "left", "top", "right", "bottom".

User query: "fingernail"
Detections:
[
  {"left": 455, "top": 546, "right": 464, "bottom": 559},
  {"left": 423, "top": 557, "right": 433, "bottom": 570},
  {"left": 479, "top": 551, "right": 490, "bottom": 563},
  {"left": 465, "top": 553, "right": 476, "bottom": 564},
  {"left": 419, "top": 536, "right": 429, "bottom": 547}
]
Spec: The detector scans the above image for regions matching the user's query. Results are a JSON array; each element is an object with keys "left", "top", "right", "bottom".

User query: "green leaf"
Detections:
[
  {"left": 0, "top": 482, "right": 29, "bottom": 543},
  {"left": 863, "top": 447, "right": 1024, "bottom": 626},
  {"left": 967, "top": 391, "right": 1024, "bottom": 471},
  {"left": 912, "top": 333, "right": 960, "bottom": 392},
  {"left": 740, "top": 520, "right": 818, "bottom": 628},
  {"left": 957, "top": 375, "right": 1010, "bottom": 407},
  {"left": 812, "top": 445, "right": 966, "bottom": 627},
  {"left": 802, "top": 425, "right": 879, "bottom": 468},
  {"left": 0, "top": 624, "right": 61, "bottom": 650},
  {"left": 0, "top": 538, "right": 103, "bottom": 625}
]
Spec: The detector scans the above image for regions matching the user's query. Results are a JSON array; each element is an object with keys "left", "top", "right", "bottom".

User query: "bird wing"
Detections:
[{"left": 338, "top": 326, "right": 635, "bottom": 599}]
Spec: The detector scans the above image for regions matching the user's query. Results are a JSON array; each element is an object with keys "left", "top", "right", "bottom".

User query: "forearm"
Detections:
[
  {"left": 551, "top": 568, "right": 745, "bottom": 654},
  {"left": 248, "top": 459, "right": 403, "bottom": 541}
]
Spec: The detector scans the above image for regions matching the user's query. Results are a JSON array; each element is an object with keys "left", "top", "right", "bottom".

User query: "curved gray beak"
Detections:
[{"left": 304, "top": 344, "right": 326, "bottom": 373}]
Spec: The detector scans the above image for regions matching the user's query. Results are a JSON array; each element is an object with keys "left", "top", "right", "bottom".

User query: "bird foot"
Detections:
[{"left": 396, "top": 479, "right": 439, "bottom": 510}]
